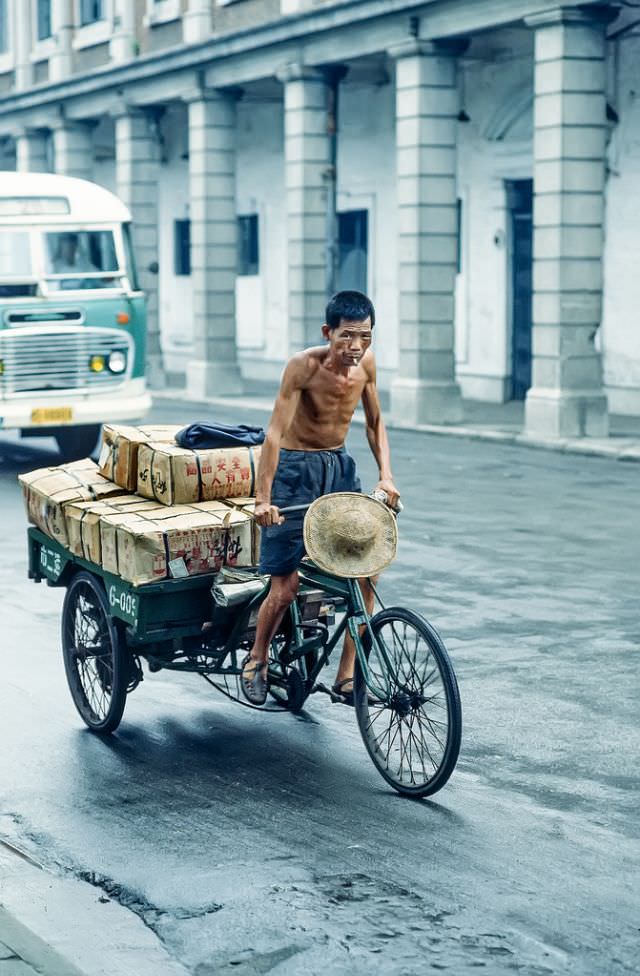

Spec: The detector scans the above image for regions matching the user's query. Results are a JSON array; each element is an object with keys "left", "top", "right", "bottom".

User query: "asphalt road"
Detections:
[{"left": 1, "top": 402, "right": 638, "bottom": 976}]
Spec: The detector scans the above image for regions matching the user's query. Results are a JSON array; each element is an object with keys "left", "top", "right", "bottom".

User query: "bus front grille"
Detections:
[{"left": 0, "top": 327, "right": 133, "bottom": 395}]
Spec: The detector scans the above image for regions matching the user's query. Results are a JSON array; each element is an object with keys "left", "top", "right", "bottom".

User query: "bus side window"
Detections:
[{"left": 122, "top": 223, "right": 140, "bottom": 291}]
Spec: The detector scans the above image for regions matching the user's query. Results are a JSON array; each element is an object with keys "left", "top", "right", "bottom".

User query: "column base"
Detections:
[
  {"left": 390, "top": 378, "right": 463, "bottom": 427},
  {"left": 186, "top": 359, "right": 243, "bottom": 398},
  {"left": 524, "top": 388, "right": 609, "bottom": 439}
]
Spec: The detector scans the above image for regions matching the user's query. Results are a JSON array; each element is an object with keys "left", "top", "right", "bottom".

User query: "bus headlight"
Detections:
[
  {"left": 89, "top": 355, "right": 106, "bottom": 373},
  {"left": 107, "top": 350, "right": 127, "bottom": 374}
]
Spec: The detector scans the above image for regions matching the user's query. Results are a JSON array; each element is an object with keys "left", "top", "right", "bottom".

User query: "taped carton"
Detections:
[
  {"left": 105, "top": 505, "right": 253, "bottom": 586},
  {"left": 98, "top": 424, "right": 181, "bottom": 492},
  {"left": 65, "top": 494, "right": 167, "bottom": 566},
  {"left": 19, "top": 459, "right": 125, "bottom": 546},
  {"left": 136, "top": 442, "right": 261, "bottom": 506}
]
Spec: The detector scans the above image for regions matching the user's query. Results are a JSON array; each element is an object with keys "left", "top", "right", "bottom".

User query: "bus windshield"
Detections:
[
  {"left": 0, "top": 231, "right": 33, "bottom": 277},
  {"left": 43, "top": 229, "right": 121, "bottom": 291}
]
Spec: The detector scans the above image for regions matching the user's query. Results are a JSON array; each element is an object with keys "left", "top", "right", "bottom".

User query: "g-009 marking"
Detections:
[{"left": 108, "top": 584, "right": 138, "bottom": 624}]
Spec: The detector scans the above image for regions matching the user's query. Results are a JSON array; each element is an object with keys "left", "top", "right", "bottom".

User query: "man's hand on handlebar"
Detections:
[
  {"left": 255, "top": 501, "right": 284, "bottom": 527},
  {"left": 374, "top": 479, "right": 401, "bottom": 510}
]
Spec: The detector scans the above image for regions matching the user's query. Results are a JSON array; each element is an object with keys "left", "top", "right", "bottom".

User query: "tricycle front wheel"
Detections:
[
  {"left": 61, "top": 570, "right": 128, "bottom": 733},
  {"left": 354, "top": 607, "right": 462, "bottom": 798}
]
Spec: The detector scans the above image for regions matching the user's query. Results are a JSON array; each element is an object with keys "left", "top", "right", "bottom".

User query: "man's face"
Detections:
[{"left": 324, "top": 317, "right": 373, "bottom": 368}]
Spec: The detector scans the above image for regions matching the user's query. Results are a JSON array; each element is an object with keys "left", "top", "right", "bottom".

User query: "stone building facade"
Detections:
[{"left": 0, "top": 0, "right": 638, "bottom": 436}]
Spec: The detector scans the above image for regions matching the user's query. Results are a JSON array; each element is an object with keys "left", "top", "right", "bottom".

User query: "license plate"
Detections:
[{"left": 31, "top": 406, "right": 73, "bottom": 424}]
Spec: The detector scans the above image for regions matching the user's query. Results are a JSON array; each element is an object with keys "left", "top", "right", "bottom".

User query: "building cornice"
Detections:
[{"left": 0, "top": 0, "right": 610, "bottom": 119}]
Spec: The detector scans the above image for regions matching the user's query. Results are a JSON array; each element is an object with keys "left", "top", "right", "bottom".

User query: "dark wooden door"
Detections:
[
  {"left": 336, "top": 210, "right": 368, "bottom": 294},
  {"left": 507, "top": 180, "right": 533, "bottom": 400}
]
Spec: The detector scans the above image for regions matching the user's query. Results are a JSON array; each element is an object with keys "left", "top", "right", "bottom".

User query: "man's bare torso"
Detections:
[{"left": 281, "top": 346, "right": 371, "bottom": 451}]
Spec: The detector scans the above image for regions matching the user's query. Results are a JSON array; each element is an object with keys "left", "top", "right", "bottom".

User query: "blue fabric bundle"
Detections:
[{"left": 175, "top": 422, "right": 265, "bottom": 450}]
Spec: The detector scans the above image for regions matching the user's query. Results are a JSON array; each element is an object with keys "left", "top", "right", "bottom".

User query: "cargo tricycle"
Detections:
[{"left": 27, "top": 505, "right": 462, "bottom": 798}]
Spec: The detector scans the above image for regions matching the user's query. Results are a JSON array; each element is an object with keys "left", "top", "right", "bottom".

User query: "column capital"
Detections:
[
  {"left": 387, "top": 37, "right": 470, "bottom": 61},
  {"left": 182, "top": 85, "right": 242, "bottom": 105},
  {"left": 276, "top": 62, "right": 326, "bottom": 85},
  {"left": 49, "top": 111, "right": 97, "bottom": 133},
  {"left": 108, "top": 96, "right": 148, "bottom": 121},
  {"left": 525, "top": 4, "right": 619, "bottom": 30}
]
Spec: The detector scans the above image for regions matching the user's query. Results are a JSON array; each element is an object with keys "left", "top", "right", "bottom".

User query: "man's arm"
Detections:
[
  {"left": 255, "top": 358, "right": 305, "bottom": 526},
  {"left": 361, "top": 355, "right": 400, "bottom": 508}
]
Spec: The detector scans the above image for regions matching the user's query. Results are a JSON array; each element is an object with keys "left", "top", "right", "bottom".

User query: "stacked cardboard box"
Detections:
[
  {"left": 136, "top": 442, "right": 261, "bottom": 505},
  {"left": 21, "top": 425, "right": 263, "bottom": 584},
  {"left": 19, "top": 460, "right": 126, "bottom": 546},
  {"left": 98, "top": 424, "right": 182, "bottom": 491},
  {"left": 218, "top": 496, "right": 260, "bottom": 563},
  {"left": 103, "top": 503, "right": 253, "bottom": 586},
  {"left": 64, "top": 494, "right": 167, "bottom": 565}
]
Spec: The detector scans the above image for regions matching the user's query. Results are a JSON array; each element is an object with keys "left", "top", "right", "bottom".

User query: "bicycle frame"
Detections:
[{"left": 285, "top": 563, "right": 395, "bottom": 701}]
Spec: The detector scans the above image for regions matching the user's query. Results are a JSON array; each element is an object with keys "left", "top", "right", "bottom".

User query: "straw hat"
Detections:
[{"left": 303, "top": 492, "right": 398, "bottom": 578}]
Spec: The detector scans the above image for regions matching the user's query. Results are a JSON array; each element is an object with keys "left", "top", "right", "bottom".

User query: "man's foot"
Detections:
[
  {"left": 331, "top": 678, "right": 355, "bottom": 706},
  {"left": 241, "top": 655, "right": 268, "bottom": 705}
]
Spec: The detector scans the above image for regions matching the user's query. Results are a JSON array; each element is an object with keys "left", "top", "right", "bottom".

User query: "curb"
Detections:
[
  {"left": 0, "top": 845, "right": 190, "bottom": 976},
  {"left": 150, "top": 391, "right": 640, "bottom": 464}
]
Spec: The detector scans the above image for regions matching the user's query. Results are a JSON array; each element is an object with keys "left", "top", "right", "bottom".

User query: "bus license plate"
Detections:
[{"left": 31, "top": 407, "right": 73, "bottom": 424}]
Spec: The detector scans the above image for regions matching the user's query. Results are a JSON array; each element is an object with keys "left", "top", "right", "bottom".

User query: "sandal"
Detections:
[
  {"left": 331, "top": 678, "right": 379, "bottom": 708},
  {"left": 241, "top": 654, "right": 268, "bottom": 706},
  {"left": 331, "top": 678, "right": 355, "bottom": 707}
]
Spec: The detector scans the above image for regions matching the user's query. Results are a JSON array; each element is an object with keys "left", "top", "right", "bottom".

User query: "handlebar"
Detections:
[{"left": 278, "top": 493, "right": 402, "bottom": 517}]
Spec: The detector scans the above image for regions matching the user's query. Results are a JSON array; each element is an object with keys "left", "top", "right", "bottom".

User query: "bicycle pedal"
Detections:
[{"left": 312, "top": 682, "right": 341, "bottom": 702}]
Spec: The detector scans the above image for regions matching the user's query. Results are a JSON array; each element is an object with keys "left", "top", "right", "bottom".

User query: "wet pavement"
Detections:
[{"left": 0, "top": 401, "right": 638, "bottom": 975}]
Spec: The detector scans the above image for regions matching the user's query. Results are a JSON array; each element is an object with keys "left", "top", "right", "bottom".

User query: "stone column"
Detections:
[
  {"left": 186, "top": 89, "right": 242, "bottom": 396},
  {"left": 114, "top": 108, "right": 163, "bottom": 387},
  {"left": 110, "top": 0, "right": 136, "bottom": 63},
  {"left": 52, "top": 120, "right": 94, "bottom": 180},
  {"left": 50, "top": 0, "right": 74, "bottom": 82},
  {"left": 183, "top": 0, "right": 213, "bottom": 44},
  {"left": 280, "top": 64, "right": 330, "bottom": 352},
  {"left": 15, "top": 129, "right": 49, "bottom": 172},
  {"left": 14, "top": 0, "right": 34, "bottom": 90},
  {"left": 525, "top": 7, "right": 613, "bottom": 438},
  {"left": 390, "top": 40, "right": 464, "bottom": 427}
]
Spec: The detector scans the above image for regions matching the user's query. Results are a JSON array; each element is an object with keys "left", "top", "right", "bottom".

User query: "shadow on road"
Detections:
[
  {"left": 67, "top": 701, "right": 465, "bottom": 826},
  {"left": 0, "top": 433, "right": 60, "bottom": 474}
]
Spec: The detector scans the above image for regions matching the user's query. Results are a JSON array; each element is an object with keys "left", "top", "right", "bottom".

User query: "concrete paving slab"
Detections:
[{"left": 0, "top": 848, "right": 190, "bottom": 976}]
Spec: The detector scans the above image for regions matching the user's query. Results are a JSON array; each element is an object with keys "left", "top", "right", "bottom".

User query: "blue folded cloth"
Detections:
[{"left": 175, "top": 422, "right": 265, "bottom": 450}]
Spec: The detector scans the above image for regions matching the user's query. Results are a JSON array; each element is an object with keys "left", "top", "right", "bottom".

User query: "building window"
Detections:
[
  {"left": 0, "top": 0, "right": 8, "bottom": 53},
  {"left": 237, "top": 215, "right": 259, "bottom": 276},
  {"left": 79, "top": 0, "right": 103, "bottom": 25},
  {"left": 37, "top": 0, "right": 52, "bottom": 40},
  {"left": 174, "top": 219, "right": 191, "bottom": 276},
  {"left": 336, "top": 210, "right": 368, "bottom": 294}
]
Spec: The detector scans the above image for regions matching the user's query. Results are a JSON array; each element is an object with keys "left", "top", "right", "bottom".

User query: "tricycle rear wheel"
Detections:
[{"left": 61, "top": 570, "right": 128, "bottom": 733}]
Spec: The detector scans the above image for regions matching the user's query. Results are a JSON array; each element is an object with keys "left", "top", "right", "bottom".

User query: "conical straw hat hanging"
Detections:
[{"left": 303, "top": 492, "right": 398, "bottom": 579}]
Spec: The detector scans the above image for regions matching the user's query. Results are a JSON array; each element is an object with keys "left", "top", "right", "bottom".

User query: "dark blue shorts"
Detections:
[{"left": 259, "top": 447, "right": 362, "bottom": 577}]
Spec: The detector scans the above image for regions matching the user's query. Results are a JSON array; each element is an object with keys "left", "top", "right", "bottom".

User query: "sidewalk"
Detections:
[
  {"left": 0, "top": 842, "right": 189, "bottom": 976},
  {"left": 152, "top": 381, "right": 640, "bottom": 463}
]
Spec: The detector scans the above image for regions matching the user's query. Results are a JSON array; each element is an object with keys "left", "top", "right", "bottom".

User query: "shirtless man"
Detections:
[{"left": 241, "top": 290, "right": 400, "bottom": 706}]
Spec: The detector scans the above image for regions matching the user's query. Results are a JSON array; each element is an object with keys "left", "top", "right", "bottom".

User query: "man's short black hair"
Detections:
[{"left": 325, "top": 290, "right": 375, "bottom": 330}]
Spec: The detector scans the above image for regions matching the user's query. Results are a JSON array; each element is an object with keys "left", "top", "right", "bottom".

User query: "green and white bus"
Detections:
[{"left": 0, "top": 172, "right": 151, "bottom": 458}]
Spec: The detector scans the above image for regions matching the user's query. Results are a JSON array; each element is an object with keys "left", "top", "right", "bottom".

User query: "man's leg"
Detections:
[
  {"left": 334, "top": 575, "right": 377, "bottom": 692},
  {"left": 241, "top": 571, "right": 299, "bottom": 703}
]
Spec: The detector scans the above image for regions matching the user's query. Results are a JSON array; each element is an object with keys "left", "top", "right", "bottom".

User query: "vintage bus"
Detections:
[{"left": 0, "top": 172, "right": 151, "bottom": 458}]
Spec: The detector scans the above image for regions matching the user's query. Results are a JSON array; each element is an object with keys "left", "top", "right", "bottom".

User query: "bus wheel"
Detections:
[{"left": 56, "top": 425, "right": 102, "bottom": 460}]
